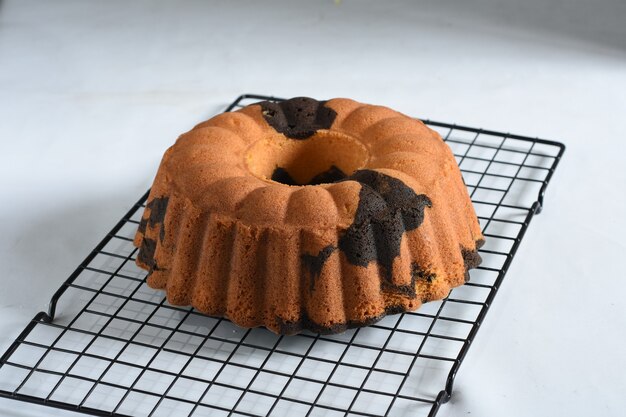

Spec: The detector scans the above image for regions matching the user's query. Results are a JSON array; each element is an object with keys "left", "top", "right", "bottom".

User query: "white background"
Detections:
[{"left": 1, "top": 0, "right": 625, "bottom": 416}]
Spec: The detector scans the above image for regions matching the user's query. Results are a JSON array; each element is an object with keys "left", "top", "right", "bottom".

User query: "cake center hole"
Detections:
[{"left": 246, "top": 131, "right": 369, "bottom": 186}]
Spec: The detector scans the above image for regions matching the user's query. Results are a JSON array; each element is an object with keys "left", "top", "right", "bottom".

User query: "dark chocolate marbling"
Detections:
[
  {"left": 259, "top": 97, "right": 337, "bottom": 139},
  {"left": 271, "top": 165, "right": 347, "bottom": 186},
  {"left": 338, "top": 170, "right": 432, "bottom": 282},
  {"left": 137, "top": 196, "right": 169, "bottom": 271},
  {"left": 301, "top": 245, "right": 337, "bottom": 292}
]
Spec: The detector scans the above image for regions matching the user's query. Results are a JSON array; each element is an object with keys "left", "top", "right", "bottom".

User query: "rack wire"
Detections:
[{"left": 0, "top": 94, "right": 565, "bottom": 417}]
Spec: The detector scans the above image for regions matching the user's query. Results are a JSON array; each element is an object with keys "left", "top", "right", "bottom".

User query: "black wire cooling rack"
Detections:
[{"left": 0, "top": 94, "right": 565, "bottom": 417}]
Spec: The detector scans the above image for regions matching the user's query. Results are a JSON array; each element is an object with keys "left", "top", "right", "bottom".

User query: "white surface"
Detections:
[{"left": 1, "top": 0, "right": 625, "bottom": 416}]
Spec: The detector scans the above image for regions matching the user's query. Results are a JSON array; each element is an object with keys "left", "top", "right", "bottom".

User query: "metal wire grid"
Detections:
[{"left": 0, "top": 94, "right": 564, "bottom": 417}]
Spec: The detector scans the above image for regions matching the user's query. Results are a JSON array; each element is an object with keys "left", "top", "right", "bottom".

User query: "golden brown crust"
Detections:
[{"left": 134, "top": 97, "right": 484, "bottom": 334}]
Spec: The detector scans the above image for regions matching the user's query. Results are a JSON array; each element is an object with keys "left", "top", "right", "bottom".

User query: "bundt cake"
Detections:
[{"left": 134, "top": 97, "right": 484, "bottom": 335}]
